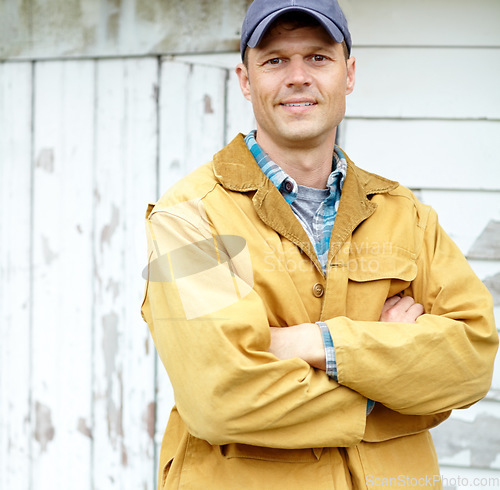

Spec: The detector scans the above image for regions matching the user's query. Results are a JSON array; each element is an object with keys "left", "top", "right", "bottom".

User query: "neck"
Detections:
[{"left": 255, "top": 130, "right": 337, "bottom": 189}]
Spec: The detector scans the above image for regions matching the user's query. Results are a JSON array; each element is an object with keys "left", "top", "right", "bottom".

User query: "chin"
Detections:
[{"left": 280, "top": 127, "right": 330, "bottom": 144}]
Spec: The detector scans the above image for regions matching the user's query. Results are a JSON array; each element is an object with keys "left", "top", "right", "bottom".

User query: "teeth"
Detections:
[{"left": 284, "top": 102, "right": 314, "bottom": 107}]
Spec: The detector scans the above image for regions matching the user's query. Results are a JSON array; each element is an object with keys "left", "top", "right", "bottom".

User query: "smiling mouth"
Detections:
[{"left": 282, "top": 102, "right": 316, "bottom": 107}]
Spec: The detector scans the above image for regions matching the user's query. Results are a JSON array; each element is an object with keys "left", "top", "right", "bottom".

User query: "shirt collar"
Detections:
[{"left": 244, "top": 130, "right": 347, "bottom": 204}]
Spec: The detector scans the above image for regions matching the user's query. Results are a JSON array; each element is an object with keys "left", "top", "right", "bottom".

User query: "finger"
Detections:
[
  {"left": 407, "top": 303, "right": 425, "bottom": 321},
  {"left": 380, "top": 295, "right": 402, "bottom": 314},
  {"left": 385, "top": 295, "right": 403, "bottom": 306},
  {"left": 379, "top": 296, "right": 424, "bottom": 323},
  {"left": 395, "top": 295, "right": 416, "bottom": 311}
]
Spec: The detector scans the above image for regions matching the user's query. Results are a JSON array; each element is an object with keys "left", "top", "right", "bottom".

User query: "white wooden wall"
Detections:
[
  {"left": 0, "top": 59, "right": 159, "bottom": 490},
  {"left": 1, "top": 1, "right": 499, "bottom": 489},
  {"left": 0, "top": 56, "right": 254, "bottom": 490}
]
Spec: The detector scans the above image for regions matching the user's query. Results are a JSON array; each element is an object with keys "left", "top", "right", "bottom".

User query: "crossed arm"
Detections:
[
  {"left": 269, "top": 295, "right": 425, "bottom": 371},
  {"left": 145, "top": 203, "right": 497, "bottom": 446}
]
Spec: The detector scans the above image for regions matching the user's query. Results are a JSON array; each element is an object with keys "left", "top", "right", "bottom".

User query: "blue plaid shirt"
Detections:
[
  {"left": 245, "top": 131, "right": 374, "bottom": 415},
  {"left": 245, "top": 130, "right": 346, "bottom": 273}
]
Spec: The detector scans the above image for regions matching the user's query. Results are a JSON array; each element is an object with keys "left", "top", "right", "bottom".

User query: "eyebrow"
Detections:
[{"left": 257, "top": 43, "right": 336, "bottom": 58}]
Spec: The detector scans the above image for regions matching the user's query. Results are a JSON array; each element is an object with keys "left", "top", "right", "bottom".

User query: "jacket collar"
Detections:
[
  {"left": 214, "top": 134, "right": 397, "bottom": 196},
  {"left": 213, "top": 134, "right": 399, "bottom": 271},
  {"left": 213, "top": 133, "right": 268, "bottom": 192}
]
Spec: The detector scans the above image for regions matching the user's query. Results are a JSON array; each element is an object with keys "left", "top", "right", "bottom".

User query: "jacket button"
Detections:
[{"left": 312, "top": 283, "right": 324, "bottom": 298}]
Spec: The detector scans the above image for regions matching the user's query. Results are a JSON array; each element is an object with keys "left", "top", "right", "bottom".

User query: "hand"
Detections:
[
  {"left": 379, "top": 295, "right": 424, "bottom": 323},
  {"left": 269, "top": 323, "right": 325, "bottom": 370}
]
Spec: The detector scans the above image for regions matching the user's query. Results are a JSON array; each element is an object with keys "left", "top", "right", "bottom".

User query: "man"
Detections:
[{"left": 141, "top": 0, "right": 498, "bottom": 488}]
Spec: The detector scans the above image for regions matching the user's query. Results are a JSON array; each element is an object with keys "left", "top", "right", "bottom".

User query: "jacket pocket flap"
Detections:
[
  {"left": 347, "top": 249, "right": 417, "bottom": 283},
  {"left": 220, "top": 443, "right": 322, "bottom": 463}
]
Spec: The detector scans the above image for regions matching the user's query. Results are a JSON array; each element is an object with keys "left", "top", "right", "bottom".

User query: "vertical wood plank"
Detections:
[
  {"left": 120, "top": 57, "right": 159, "bottom": 490},
  {"left": 185, "top": 64, "right": 226, "bottom": 172},
  {"left": 0, "top": 61, "right": 33, "bottom": 490},
  {"left": 93, "top": 57, "right": 158, "bottom": 490},
  {"left": 158, "top": 60, "right": 190, "bottom": 191},
  {"left": 30, "top": 60, "right": 95, "bottom": 489},
  {"left": 159, "top": 60, "right": 227, "bottom": 190}
]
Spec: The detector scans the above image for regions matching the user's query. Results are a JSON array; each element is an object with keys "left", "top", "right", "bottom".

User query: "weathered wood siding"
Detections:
[
  {"left": 1, "top": 58, "right": 161, "bottom": 489},
  {"left": 1, "top": 1, "right": 499, "bottom": 489},
  {"left": 0, "top": 61, "right": 33, "bottom": 490},
  {"left": 0, "top": 0, "right": 252, "bottom": 60}
]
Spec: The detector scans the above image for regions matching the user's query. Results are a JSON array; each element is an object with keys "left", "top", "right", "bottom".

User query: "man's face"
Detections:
[{"left": 236, "top": 22, "right": 355, "bottom": 151}]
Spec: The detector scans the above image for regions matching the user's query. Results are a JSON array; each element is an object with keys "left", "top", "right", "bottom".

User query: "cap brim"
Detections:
[{"left": 246, "top": 7, "right": 345, "bottom": 51}]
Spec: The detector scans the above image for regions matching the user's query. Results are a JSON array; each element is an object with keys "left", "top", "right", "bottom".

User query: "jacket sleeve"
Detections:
[
  {"left": 141, "top": 201, "right": 368, "bottom": 449},
  {"left": 327, "top": 207, "right": 498, "bottom": 416}
]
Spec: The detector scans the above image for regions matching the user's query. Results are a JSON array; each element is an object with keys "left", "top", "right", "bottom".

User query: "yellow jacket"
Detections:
[{"left": 141, "top": 134, "right": 498, "bottom": 489}]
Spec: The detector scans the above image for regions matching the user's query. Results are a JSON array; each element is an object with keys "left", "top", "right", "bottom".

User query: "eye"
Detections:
[
  {"left": 311, "top": 55, "right": 327, "bottom": 62},
  {"left": 266, "top": 58, "right": 283, "bottom": 65}
]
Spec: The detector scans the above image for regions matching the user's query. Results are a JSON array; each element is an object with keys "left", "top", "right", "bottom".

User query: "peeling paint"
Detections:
[
  {"left": 102, "top": 315, "right": 128, "bottom": 467},
  {"left": 106, "top": 278, "right": 121, "bottom": 300},
  {"left": 104, "top": 368, "right": 128, "bottom": 467},
  {"left": 144, "top": 401, "right": 156, "bottom": 441},
  {"left": 117, "top": 370, "right": 124, "bottom": 438},
  {"left": 468, "top": 220, "right": 500, "bottom": 260},
  {"left": 41, "top": 235, "right": 58, "bottom": 265},
  {"left": 102, "top": 311, "right": 120, "bottom": 448},
  {"left": 93, "top": 255, "right": 102, "bottom": 288},
  {"left": 204, "top": 94, "right": 214, "bottom": 114},
  {"left": 483, "top": 272, "right": 500, "bottom": 306},
  {"left": 100, "top": 204, "right": 120, "bottom": 251},
  {"left": 102, "top": 312, "right": 119, "bottom": 380},
  {"left": 432, "top": 414, "right": 500, "bottom": 468},
  {"left": 121, "top": 443, "right": 128, "bottom": 467},
  {"left": 36, "top": 148, "right": 54, "bottom": 173},
  {"left": 77, "top": 417, "right": 92, "bottom": 439},
  {"left": 34, "top": 401, "right": 55, "bottom": 452},
  {"left": 107, "top": 398, "right": 121, "bottom": 439}
]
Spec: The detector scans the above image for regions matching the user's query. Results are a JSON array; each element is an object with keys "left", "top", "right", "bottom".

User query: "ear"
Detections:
[
  {"left": 235, "top": 63, "right": 252, "bottom": 102},
  {"left": 345, "top": 56, "right": 356, "bottom": 95}
]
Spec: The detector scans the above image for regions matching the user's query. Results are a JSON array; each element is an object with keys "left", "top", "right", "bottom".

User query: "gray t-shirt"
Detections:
[{"left": 291, "top": 184, "right": 331, "bottom": 270}]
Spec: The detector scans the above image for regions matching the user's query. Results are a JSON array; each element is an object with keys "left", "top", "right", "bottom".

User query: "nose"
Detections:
[{"left": 285, "top": 58, "right": 312, "bottom": 88}]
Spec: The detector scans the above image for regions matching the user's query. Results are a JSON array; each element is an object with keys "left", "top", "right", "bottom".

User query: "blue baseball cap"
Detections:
[{"left": 240, "top": 0, "right": 352, "bottom": 59}]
